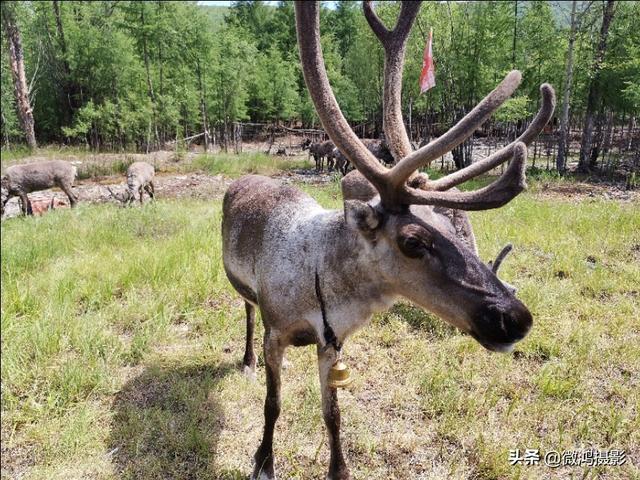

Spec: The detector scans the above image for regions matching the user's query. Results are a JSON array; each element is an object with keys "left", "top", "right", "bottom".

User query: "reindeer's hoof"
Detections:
[
  {"left": 250, "top": 472, "right": 276, "bottom": 480},
  {"left": 326, "top": 471, "right": 350, "bottom": 480},
  {"left": 243, "top": 352, "right": 258, "bottom": 380},
  {"left": 251, "top": 452, "right": 276, "bottom": 480},
  {"left": 327, "top": 459, "right": 350, "bottom": 479},
  {"left": 243, "top": 364, "right": 257, "bottom": 381}
]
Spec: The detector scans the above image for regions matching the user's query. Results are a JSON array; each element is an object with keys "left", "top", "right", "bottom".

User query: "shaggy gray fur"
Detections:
[
  {"left": 108, "top": 161, "right": 155, "bottom": 205},
  {"left": 1, "top": 160, "right": 77, "bottom": 215}
]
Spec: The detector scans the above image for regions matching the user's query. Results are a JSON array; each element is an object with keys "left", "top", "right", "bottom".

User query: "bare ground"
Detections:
[{"left": 1, "top": 150, "right": 637, "bottom": 219}]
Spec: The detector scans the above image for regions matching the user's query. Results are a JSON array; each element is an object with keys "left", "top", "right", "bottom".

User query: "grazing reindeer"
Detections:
[
  {"left": 107, "top": 161, "right": 155, "bottom": 205},
  {"left": 1, "top": 160, "right": 78, "bottom": 216},
  {"left": 222, "top": 2, "right": 555, "bottom": 479}
]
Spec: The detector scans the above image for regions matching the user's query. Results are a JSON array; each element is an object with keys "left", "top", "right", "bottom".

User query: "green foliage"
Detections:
[
  {"left": 1, "top": 1, "right": 638, "bottom": 149},
  {"left": 494, "top": 96, "right": 530, "bottom": 123},
  {"left": 248, "top": 46, "right": 299, "bottom": 122}
]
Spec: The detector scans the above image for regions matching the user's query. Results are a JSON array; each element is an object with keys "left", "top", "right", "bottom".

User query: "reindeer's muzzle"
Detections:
[{"left": 470, "top": 301, "right": 533, "bottom": 352}]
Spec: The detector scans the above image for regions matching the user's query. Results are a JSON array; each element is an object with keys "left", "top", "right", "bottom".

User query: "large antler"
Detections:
[
  {"left": 295, "top": 2, "right": 388, "bottom": 196},
  {"left": 398, "top": 83, "right": 556, "bottom": 193},
  {"left": 363, "top": 0, "right": 420, "bottom": 161},
  {"left": 295, "top": 1, "right": 555, "bottom": 212}
]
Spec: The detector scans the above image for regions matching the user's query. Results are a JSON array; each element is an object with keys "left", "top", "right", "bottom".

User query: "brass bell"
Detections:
[{"left": 328, "top": 360, "right": 352, "bottom": 389}]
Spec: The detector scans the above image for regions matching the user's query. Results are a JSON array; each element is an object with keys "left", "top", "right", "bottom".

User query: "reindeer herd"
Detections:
[
  {"left": 1, "top": 1, "right": 556, "bottom": 478},
  {"left": 1, "top": 137, "right": 387, "bottom": 218},
  {"left": 302, "top": 137, "right": 396, "bottom": 175},
  {"left": 1, "top": 159, "right": 155, "bottom": 216}
]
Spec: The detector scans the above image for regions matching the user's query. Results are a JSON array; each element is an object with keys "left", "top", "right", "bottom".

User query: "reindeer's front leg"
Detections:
[
  {"left": 252, "top": 328, "right": 284, "bottom": 480},
  {"left": 18, "top": 191, "right": 31, "bottom": 215},
  {"left": 317, "top": 346, "right": 350, "bottom": 480}
]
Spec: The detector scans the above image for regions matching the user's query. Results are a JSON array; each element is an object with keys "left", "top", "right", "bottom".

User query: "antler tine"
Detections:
[
  {"left": 490, "top": 243, "right": 513, "bottom": 274},
  {"left": 427, "top": 83, "right": 556, "bottom": 191},
  {"left": 386, "top": 70, "right": 523, "bottom": 189},
  {"left": 362, "top": 0, "right": 390, "bottom": 41},
  {"left": 399, "top": 142, "right": 528, "bottom": 211},
  {"left": 295, "top": 1, "right": 388, "bottom": 195},
  {"left": 363, "top": 1, "right": 421, "bottom": 162}
]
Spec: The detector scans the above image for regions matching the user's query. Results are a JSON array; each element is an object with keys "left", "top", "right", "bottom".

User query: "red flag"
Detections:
[{"left": 419, "top": 28, "right": 435, "bottom": 93}]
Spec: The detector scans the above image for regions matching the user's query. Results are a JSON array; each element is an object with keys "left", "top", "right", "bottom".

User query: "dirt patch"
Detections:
[
  {"left": 1, "top": 424, "right": 36, "bottom": 480},
  {"left": 3, "top": 149, "right": 189, "bottom": 171},
  {"left": 273, "top": 167, "right": 337, "bottom": 185},
  {"left": 532, "top": 181, "right": 639, "bottom": 202},
  {"left": 1, "top": 172, "right": 232, "bottom": 218}
]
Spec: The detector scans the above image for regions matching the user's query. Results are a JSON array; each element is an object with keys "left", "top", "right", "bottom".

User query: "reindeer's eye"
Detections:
[{"left": 399, "top": 236, "right": 431, "bottom": 258}]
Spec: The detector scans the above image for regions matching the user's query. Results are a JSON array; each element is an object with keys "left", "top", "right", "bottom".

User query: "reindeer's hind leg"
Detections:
[
  {"left": 243, "top": 302, "right": 258, "bottom": 379},
  {"left": 252, "top": 326, "right": 284, "bottom": 480},
  {"left": 144, "top": 181, "right": 155, "bottom": 201},
  {"left": 60, "top": 182, "right": 78, "bottom": 208},
  {"left": 327, "top": 155, "right": 335, "bottom": 172},
  {"left": 318, "top": 346, "right": 350, "bottom": 480}
]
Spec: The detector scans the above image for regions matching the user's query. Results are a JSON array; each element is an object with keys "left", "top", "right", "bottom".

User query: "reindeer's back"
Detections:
[
  {"left": 222, "top": 175, "right": 318, "bottom": 300},
  {"left": 6, "top": 160, "right": 74, "bottom": 192},
  {"left": 127, "top": 162, "right": 154, "bottom": 184}
]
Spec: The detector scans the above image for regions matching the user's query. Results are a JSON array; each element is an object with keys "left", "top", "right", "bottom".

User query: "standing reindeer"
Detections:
[
  {"left": 303, "top": 139, "right": 336, "bottom": 172},
  {"left": 222, "top": 2, "right": 555, "bottom": 479},
  {"left": 1, "top": 160, "right": 78, "bottom": 216},
  {"left": 107, "top": 161, "right": 155, "bottom": 206},
  {"left": 333, "top": 138, "right": 395, "bottom": 175}
]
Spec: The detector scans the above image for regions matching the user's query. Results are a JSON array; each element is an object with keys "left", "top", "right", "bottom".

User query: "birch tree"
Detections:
[{"left": 1, "top": 2, "right": 36, "bottom": 149}]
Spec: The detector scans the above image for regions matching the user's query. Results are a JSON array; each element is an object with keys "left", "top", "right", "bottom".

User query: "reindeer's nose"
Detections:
[{"left": 471, "top": 302, "right": 533, "bottom": 352}]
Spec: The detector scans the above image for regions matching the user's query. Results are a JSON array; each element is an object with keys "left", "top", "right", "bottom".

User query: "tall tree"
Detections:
[
  {"left": 578, "top": 0, "right": 616, "bottom": 173},
  {"left": 1, "top": 2, "right": 36, "bottom": 148},
  {"left": 557, "top": 0, "right": 578, "bottom": 174}
]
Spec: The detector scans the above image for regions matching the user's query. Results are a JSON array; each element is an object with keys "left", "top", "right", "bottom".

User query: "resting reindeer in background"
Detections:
[
  {"left": 107, "top": 161, "right": 155, "bottom": 206},
  {"left": 1, "top": 160, "right": 78, "bottom": 216},
  {"left": 222, "top": 2, "right": 554, "bottom": 479}
]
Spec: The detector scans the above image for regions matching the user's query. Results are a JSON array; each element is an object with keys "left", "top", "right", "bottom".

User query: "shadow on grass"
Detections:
[
  {"left": 390, "top": 302, "right": 458, "bottom": 339},
  {"left": 109, "top": 359, "right": 245, "bottom": 480}
]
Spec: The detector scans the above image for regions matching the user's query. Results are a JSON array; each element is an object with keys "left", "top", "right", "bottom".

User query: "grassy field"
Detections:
[{"left": 1, "top": 176, "right": 639, "bottom": 479}]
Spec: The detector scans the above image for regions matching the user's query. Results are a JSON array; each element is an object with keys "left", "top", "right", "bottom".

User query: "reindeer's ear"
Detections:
[{"left": 344, "top": 200, "right": 381, "bottom": 233}]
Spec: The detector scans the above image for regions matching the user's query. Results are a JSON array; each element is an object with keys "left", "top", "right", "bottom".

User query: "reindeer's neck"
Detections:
[{"left": 274, "top": 207, "right": 397, "bottom": 343}]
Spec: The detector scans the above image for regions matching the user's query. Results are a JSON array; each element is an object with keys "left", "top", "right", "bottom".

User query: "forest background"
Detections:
[{"left": 1, "top": 1, "right": 638, "bottom": 174}]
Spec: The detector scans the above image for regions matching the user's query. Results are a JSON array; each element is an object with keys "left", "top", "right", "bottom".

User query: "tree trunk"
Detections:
[
  {"left": 53, "top": 0, "right": 67, "bottom": 56},
  {"left": 196, "top": 59, "right": 209, "bottom": 152},
  {"left": 140, "top": 4, "right": 159, "bottom": 149},
  {"left": 52, "top": 0, "right": 80, "bottom": 124},
  {"left": 557, "top": 0, "right": 577, "bottom": 174},
  {"left": 578, "top": 0, "right": 616, "bottom": 173},
  {"left": 2, "top": 4, "right": 37, "bottom": 149},
  {"left": 512, "top": 1, "right": 518, "bottom": 68}
]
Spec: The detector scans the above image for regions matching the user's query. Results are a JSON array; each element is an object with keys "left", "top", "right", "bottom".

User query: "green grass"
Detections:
[
  {"left": 1, "top": 146, "right": 103, "bottom": 170},
  {"left": 1, "top": 184, "right": 639, "bottom": 479},
  {"left": 192, "top": 152, "right": 313, "bottom": 177},
  {"left": 1, "top": 146, "right": 34, "bottom": 165},
  {"left": 2, "top": 148, "right": 312, "bottom": 180}
]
